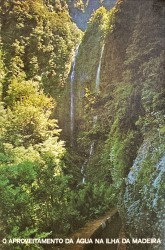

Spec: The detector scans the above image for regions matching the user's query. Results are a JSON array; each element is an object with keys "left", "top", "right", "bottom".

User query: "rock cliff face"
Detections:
[
  {"left": 73, "top": 0, "right": 165, "bottom": 248},
  {"left": 68, "top": 0, "right": 116, "bottom": 30},
  {"left": 123, "top": 138, "right": 165, "bottom": 250}
]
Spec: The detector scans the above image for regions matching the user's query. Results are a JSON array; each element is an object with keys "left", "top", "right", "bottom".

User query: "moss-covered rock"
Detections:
[
  {"left": 73, "top": 0, "right": 165, "bottom": 246},
  {"left": 122, "top": 135, "right": 165, "bottom": 250}
]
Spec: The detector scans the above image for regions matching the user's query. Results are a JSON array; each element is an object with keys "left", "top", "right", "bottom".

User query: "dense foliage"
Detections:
[
  {"left": 1, "top": 0, "right": 81, "bottom": 96},
  {"left": 0, "top": 0, "right": 164, "bottom": 249},
  {"left": 0, "top": 1, "right": 113, "bottom": 249},
  {"left": 72, "top": 0, "right": 165, "bottom": 248}
]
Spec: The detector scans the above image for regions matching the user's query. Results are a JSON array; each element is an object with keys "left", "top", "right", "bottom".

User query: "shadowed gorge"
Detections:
[{"left": 0, "top": 0, "right": 165, "bottom": 250}]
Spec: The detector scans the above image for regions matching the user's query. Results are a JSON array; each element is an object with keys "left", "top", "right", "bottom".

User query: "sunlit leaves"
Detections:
[{"left": 1, "top": 79, "right": 59, "bottom": 147}]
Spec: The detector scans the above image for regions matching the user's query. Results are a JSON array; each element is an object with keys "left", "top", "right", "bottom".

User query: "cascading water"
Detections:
[
  {"left": 80, "top": 142, "right": 95, "bottom": 185},
  {"left": 80, "top": 43, "right": 105, "bottom": 184},
  {"left": 95, "top": 44, "right": 105, "bottom": 93},
  {"left": 93, "top": 115, "right": 98, "bottom": 127},
  {"left": 70, "top": 46, "right": 79, "bottom": 146}
]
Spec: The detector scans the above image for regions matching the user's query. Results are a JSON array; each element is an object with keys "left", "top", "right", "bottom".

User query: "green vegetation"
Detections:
[
  {"left": 0, "top": 0, "right": 164, "bottom": 249},
  {"left": 1, "top": 0, "right": 81, "bottom": 97},
  {"left": 0, "top": 1, "right": 113, "bottom": 248},
  {"left": 73, "top": 0, "right": 165, "bottom": 247}
]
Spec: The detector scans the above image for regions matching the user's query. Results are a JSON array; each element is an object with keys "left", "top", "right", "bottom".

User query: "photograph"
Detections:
[{"left": 0, "top": 0, "right": 164, "bottom": 249}]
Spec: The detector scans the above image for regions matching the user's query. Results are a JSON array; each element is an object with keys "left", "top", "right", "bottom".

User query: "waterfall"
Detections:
[
  {"left": 81, "top": 159, "right": 88, "bottom": 184},
  {"left": 80, "top": 142, "right": 95, "bottom": 185},
  {"left": 93, "top": 115, "right": 98, "bottom": 128},
  {"left": 80, "top": 44, "right": 104, "bottom": 185},
  {"left": 95, "top": 44, "right": 105, "bottom": 93},
  {"left": 70, "top": 46, "right": 79, "bottom": 146}
]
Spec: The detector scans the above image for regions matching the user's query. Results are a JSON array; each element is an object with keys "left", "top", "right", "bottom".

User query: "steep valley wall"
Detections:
[{"left": 73, "top": 0, "right": 165, "bottom": 249}]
